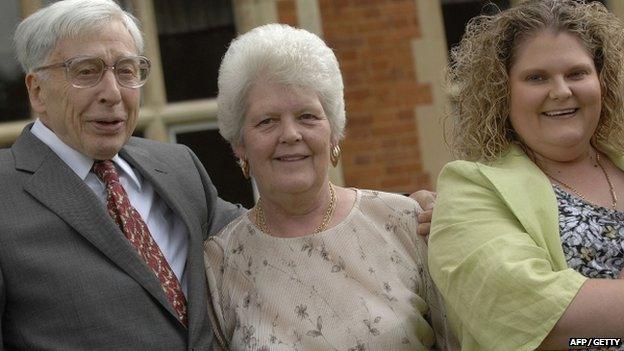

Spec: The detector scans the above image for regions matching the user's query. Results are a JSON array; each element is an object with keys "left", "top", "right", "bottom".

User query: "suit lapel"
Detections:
[
  {"left": 120, "top": 142, "right": 207, "bottom": 339},
  {"left": 13, "top": 129, "right": 179, "bottom": 323}
]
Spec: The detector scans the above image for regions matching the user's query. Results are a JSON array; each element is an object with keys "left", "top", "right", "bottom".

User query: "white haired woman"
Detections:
[{"left": 204, "top": 24, "right": 456, "bottom": 350}]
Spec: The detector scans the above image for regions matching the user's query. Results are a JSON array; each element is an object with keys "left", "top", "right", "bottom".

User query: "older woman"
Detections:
[
  {"left": 204, "top": 24, "right": 455, "bottom": 350},
  {"left": 429, "top": 0, "right": 624, "bottom": 350}
]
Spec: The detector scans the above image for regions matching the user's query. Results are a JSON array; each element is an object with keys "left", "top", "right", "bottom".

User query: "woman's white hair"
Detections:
[
  {"left": 14, "top": 0, "right": 144, "bottom": 73},
  {"left": 217, "top": 23, "right": 346, "bottom": 146}
]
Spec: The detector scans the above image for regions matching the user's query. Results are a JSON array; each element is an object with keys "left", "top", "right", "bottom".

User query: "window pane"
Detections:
[
  {"left": 1, "top": 1, "right": 29, "bottom": 122},
  {"left": 441, "top": 0, "right": 510, "bottom": 52},
  {"left": 442, "top": 0, "right": 608, "bottom": 54},
  {"left": 174, "top": 127, "right": 255, "bottom": 209},
  {"left": 154, "top": 0, "right": 236, "bottom": 102}
]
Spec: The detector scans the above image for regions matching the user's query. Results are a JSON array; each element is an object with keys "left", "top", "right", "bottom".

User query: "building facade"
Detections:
[{"left": 0, "top": 0, "right": 615, "bottom": 205}]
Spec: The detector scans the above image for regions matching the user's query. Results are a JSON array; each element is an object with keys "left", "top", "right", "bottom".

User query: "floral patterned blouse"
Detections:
[
  {"left": 554, "top": 185, "right": 624, "bottom": 279},
  {"left": 554, "top": 185, "right": 624, "bottom": 351},
  {"left": 204, "top": 189, "right": 456, "bottom": 351}
]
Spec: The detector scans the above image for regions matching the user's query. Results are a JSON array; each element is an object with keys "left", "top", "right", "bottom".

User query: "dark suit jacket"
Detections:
[{"left": 0, "top": 127, "right": 243, "bottom": 350}]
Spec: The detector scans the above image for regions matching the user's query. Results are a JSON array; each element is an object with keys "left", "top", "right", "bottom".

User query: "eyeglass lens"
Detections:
[{"left": 67, "top": 57, "right": 150, "bottom": 88}]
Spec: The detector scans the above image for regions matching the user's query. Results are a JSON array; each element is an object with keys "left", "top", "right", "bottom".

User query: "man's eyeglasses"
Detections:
[{"left": 33, "top": 55, "right": 151, "bottom": 89}]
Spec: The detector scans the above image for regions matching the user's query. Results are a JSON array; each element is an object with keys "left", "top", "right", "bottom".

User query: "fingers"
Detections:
[
  {"left": 417, "top": 209, "right": 433, "bottom": 241},
  {"left": 417, "top": 222, "right": 430, "bottom": 237},
  {"left": 411, "top": 190, "right": 436, "bottom": 243},
  {"left": 418, "top": 209, "right": 433, "bottom": 224},
  {"left": 410, "top": 190, "right": 437, "bottom": 210}
]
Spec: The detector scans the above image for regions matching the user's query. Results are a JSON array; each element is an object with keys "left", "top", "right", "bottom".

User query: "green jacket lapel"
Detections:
[{"left": 476, "top": 145, "right": 567, "bottom": 270}]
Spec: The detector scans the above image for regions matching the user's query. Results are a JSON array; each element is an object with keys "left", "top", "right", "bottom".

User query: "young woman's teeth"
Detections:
[{"left": 544, "top": 108, "right": 577, "bottom": 117}]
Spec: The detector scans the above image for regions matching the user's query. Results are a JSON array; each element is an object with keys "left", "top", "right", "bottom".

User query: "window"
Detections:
[
  {"left": 441, "top": 0, "right": 510, "bottom": 52},
  {"left": 153, "top": 0, "right": 236, "bottom": 102},
  {"left": 149, "top": 0, "right": 251, "bottom": 205},
  {"left": 442, "top": 0, "right": 608, "bottom": 53},
  {"left": 0, "top": 1, "right": 29, "bottom": 123},
  {"left": 170, "top": 123, "right": 255, "bottom": 208}
]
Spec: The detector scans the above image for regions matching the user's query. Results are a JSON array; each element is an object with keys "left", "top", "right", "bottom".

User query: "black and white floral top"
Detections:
[
  {"left": 204, "top": 189, "right": 456, "bottom": 351},
  {"left": 554, "top": 185, "right": 624, "bottom": 279},
  {"left": 555, "top": 185, "right": 624, "bottom": 351}
]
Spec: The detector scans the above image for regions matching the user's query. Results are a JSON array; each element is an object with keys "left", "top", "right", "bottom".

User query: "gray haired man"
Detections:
[{"left": 1, "top": 0, "right": 242, "bottom": 349}]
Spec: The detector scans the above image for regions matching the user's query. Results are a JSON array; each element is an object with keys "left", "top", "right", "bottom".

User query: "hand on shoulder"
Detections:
[{"left": 409, "top": 190, "right": 436, "bottom": 240}]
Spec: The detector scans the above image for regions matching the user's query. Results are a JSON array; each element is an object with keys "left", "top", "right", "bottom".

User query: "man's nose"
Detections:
[{"left": 96, "top": 69, "right": 123, "bottom": 104}]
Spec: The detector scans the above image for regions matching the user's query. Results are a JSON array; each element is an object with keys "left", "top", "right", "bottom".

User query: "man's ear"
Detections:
[{"left": 25, "top": 73, "right": 46, "bottom": 114}]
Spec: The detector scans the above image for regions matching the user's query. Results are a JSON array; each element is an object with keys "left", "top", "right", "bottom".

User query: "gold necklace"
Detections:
[
  {"left": 545, "top": 152, "right": 617, "bottom": 210},
  {"left": 254, "top": 183, "right": 337, "bottom": 235}
]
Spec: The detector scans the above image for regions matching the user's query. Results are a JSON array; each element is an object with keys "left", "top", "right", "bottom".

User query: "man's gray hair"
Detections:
[
  {"left": 217, "top": 23, "right": 346, "bottom": 146},
  {"left": 14, "top": 0, "right": 144, "bottom": 73}
]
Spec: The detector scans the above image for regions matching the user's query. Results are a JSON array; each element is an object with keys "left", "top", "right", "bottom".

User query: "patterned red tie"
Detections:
[{"left": 93, "top": 160, "right": 188, "bottom": 326}]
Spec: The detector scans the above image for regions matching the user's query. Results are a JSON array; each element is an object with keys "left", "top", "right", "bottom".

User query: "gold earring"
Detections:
[
  {"left": 330, "top": 145, "right": 341, "bottom": 167},
  {"left": 240, "top": 158, "right": 250, "bottom": 179}
]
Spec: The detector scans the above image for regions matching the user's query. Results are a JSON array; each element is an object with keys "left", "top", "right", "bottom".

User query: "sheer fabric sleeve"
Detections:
[{"left": 204, "top": 237, "right": 229, "bottom": 351}]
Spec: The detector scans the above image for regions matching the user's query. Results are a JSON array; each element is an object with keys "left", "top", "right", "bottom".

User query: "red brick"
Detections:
[
  {"left": 380, "top": 175, "right": 413, "bottom": 189},
  {"left": 345, "top": 87, "right": 371, "bottom": 101},
  {"left": 386, "top": 162, "right": 421, "bottom": 174},
  {"left": 397, "top": 109, "right": 414, "bottom": 120},
  {"left": 320, "top": 0, "right": 432, "bottom": 190},
  {"left": 345, "top": 126, "right": 373, "bottom": 138},
  {"left": 353, "top": 154, "right": 373, "bottom": 165},
  {"left": 277, "top": 0, "right": 298, "bottom": 27}
]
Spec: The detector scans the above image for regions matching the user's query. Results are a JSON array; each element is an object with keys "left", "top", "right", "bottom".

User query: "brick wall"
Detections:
[{"left": 277, "top": 0, "right": 432, "bottom": 192}]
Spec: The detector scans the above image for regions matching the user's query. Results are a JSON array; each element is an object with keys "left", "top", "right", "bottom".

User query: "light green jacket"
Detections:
[{"left": 429, "top": 143, "right": 624, "bottom": 351}]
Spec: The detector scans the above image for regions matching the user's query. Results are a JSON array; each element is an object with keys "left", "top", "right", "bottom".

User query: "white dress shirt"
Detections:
[{"left": 31, "top": 119, "right": 189, "bottom": 295}]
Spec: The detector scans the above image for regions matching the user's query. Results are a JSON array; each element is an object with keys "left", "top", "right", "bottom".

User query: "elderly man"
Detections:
[{"left": 0, "top": 0, "right": 242, "bottom": 349}]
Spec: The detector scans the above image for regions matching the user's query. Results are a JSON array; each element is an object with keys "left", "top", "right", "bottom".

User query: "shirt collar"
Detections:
[{"left": 30, "top": 119, "right": 142, "bottom": 190}]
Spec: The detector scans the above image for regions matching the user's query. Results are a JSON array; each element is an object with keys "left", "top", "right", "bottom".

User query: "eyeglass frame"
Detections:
[{"left": 33, "top": 55, "right": 151, "bottom": 89}]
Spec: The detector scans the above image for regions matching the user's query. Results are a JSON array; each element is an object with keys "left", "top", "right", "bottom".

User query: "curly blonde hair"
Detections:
[{"left": 447, "top": 0, "right": 624, "bottom": 161}]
